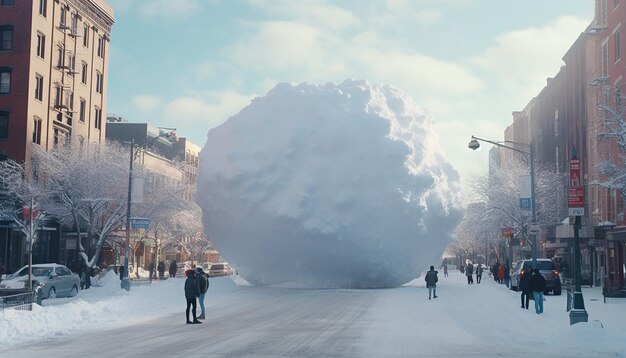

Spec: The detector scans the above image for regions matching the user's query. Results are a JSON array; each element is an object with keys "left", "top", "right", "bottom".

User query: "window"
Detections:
[
  {"left": 97, "top": 36, "right": 103, "bottom": 58},
  {"left": 95, "top": 72, "right": 102, "bottom": 93},
  {"left": 616, "top": 31, "right": 621, "bottom": 62},
  {"left": 59, "top": 6, "right": 66, "bottom": 27},
  {"left": 1, "top": 0, "right": 15, "bottom": 6},
  {"left": 71, "top": 13, "right": 78, "bottom": 35},
  {"left": 36, "top": 33, "right": 45, "bottom": 58},
  {"left": 35, "top": 74, "right": 43, "bottom": 101},
  {"left": 0, "top": 26, "right": 13, "bottom": 50},
  {"left": 57, "top": 46, "right": 64, "bottom": 67},
  {"left": 81, "top": 62, "right": 87, "bottom": 84},
  {"left": 68, "top": 54, "right": 75, "bottom": 75},
  {"left": 83, "top": 24, "right": 89, "bottom": 47},
  {"left": 32, "top": 117, "right": 42, "bottom": 144},
  {"left": 0, "top": 68, "right": 10, "bottom": 94},
  {"left": 0, "top": 112, "right": 7, "bottom": 138},
  {"left": 38, "top": 0, "right": 46, "bottom": 17},
  {"left": 79, "top": 98, "right": 86, "bottom": 122},
  {"left": 66, "top": 91, "right": 73, "bottom": 112},
  {"left": 94, "top": 107, "right": 101, "bottom": 129},
  {"left": 54, "top": 85, "right": 61, "bottom": 107}
]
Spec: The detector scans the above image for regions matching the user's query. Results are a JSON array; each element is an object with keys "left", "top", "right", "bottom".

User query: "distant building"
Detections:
[{"left": 0, "top": 0, "right": 115, "bottom": 163}]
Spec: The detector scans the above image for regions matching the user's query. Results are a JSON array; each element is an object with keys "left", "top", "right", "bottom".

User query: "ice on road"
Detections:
[{"left": 1, "top": 271, "right": 625, "bottom": 357}]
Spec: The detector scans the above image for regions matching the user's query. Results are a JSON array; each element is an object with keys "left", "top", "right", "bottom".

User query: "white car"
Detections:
[{"left": 0, "top": 264, "right": 80, "bottom": 299}]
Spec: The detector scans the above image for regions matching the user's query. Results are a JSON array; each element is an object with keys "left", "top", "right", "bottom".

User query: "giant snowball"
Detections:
[{"left": 197, "top": 80, "right": 463, "bottom": 288}]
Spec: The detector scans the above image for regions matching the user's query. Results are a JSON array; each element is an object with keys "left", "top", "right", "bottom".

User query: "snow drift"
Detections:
[{"left": 197, "top": 80, "right": 463, "bottom": 288}]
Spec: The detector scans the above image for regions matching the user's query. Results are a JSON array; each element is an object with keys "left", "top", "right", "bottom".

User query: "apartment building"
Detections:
[{"left": 0, "top": 0, "right": 115, "bottom": 163}]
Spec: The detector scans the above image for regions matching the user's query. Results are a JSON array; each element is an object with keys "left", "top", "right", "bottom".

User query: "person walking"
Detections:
[
  {"left": 475, "top": 263, "right": 483, "bottom": 284},
  {"left": 491, "top": 262, "right": 499, "bottom": 283},
  {"left": 497, "top": 263, "right": 505, "bottom": 284},
  {"left": 169, "top": 260, "right": 178, "bottom": 278},
  {"left": 157, "top": 261, "right": 166, "bottom": 280},
  {"left": 196, "top": 267, "right": 209, "bottom": 319},
  {"left": 424, "top": 265, "right": 439, "bottom": 299},
  {"left": 519, "top": 269, "right": 531, "bottom": 309},
  {"left": 148, "top": 261, "right": 155, "bottom": 283},
  {"left": 529, "top": 269, "right": 546, "bottom": 314},
  {"left": 504, "top": 262, "right": 511, "bottom": 287},
  {"left": 443, "top": 264, "right": 448, "bottom": 277},
  {"left": 465, "top": 263, "right": 474, "bottom": 284},
  {"left": 184, "top": 269, "right": 202, "bottom": 324}
]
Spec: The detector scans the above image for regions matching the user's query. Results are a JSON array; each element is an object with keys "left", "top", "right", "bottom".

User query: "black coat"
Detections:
[
  {"left": 425, "top": 270, "right": 438, "bottom": 287},
  {"left": 184, "top": 275, "right": 200, "bottom": 299},
  {"left": 529, "top": 272, "right": 546, "bottom": 292},
  {"left": 519, "top": 272, "right": 531, "bottom": 291},
  {"left": 197, "top": 272, "right": 209, "bottom": 293}
]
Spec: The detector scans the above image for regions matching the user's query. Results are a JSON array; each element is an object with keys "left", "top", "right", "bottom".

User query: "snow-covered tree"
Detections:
[
  {"left": 165, "top": 206, "right": 209, "bottom": 265},
  {"left": 32, "top": 142, "right": 129, "bottom": 279},
  {"left": 596, "top": 85, "right": 626, "bottom": 194}
]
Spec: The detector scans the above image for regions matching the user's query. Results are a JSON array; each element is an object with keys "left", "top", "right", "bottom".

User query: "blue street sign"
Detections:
[
  {"left": 519, "top": 198, "right": 531, "bottom": 209},
  {"left": 130, "top": 217, "right": 150, "bottom": 229}
]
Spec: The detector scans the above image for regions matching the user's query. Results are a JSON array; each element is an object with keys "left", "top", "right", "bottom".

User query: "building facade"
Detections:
[{"left": 0, "top": 0, "right": 114, "bottom": 163}]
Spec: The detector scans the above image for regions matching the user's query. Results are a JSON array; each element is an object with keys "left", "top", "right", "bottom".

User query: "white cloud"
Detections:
[
  {"left": 247, "top": 0, "right": 358, "bottom": 30},
  {"left": 138, "top": 0, "right": 201, "bottom": 19},
  {"left": 470, "top": 16, "right": 590, "bottom": 100},
  {"left": 132, "top": 95, "right": 161, "bottom": 112},
  {"left": 162, "top": 90, "right": 253, "bottom": 128}
]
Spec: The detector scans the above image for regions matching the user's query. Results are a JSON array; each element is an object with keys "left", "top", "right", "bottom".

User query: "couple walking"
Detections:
[
  {"left": 519, "top": 268, "right": 547, "bottom": 314},
  {"left": 184, "top": 267, "right": 209, "bottom": 324}
]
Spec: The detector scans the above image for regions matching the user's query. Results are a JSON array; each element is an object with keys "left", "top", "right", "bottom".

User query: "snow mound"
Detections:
[{"left": 197, "top": 80, "right": 463, "bottom": 288}]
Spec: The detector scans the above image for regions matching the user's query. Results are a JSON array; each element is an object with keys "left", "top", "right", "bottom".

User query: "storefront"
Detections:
[{"left": 606, "top": 228, "right": 626, "bottom": 289}]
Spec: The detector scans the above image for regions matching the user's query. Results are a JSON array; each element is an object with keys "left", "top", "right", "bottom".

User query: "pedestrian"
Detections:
[
  {"left": 504, "top": 262, "right": 511, "bottom": 288},
  {"left": 169, "top": 260, "right": 178, "bottom": 278},
  {"left": 529, "top": 269, "right": 546, "bottom": 314},
  {"left": 475, "top": 263, "right": 483, "bottom": 284},
  {"left": 497, "top": 263, "right": 505, "bottom": 284},
  {"left": 491, "top": 262, "right": 499, "bottom": 283},
  {"left": 465, "top": 263, "right": 474, "bottom": 284},
  {"left": 148, "top": 261, "right": 155, "bottom": 283},
  {"left": 443, "top": 264, "right": 448, "bottom": 277},
  {"left": 157, "top": 261, "right": 166, "bottom": 280},
  {"left": 119, "top": 265, "right": 125, "bottom": 281},
  {"left": 519, "top": 268, "right": 531, "bottom": 309},
  {"left": 184, "top": 269, "right": 202, "bottom": 324},
  {"left": 196, "top": 267, "right": 209, "bottom": 319},
  {"left": 425, "top": 265, "right": 439, "bottom": 299}
]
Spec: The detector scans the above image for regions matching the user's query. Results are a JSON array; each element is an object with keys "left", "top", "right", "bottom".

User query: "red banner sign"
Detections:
[
  {"left": 502, "top": 227, "right": 513, "bottom": 238},
  {"left": 568, "top": 187, "right": 584, "bottom": 207}
]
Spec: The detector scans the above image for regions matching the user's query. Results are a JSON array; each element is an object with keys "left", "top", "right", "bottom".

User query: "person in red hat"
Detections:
[{"left": 184, "top": 269, "right": 201, "bottom": 324}]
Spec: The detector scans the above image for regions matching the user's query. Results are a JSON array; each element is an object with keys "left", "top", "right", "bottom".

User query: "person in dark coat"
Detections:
[
  {"left": 157, "top": 261, "right": 166, "bottom": 279},
  {"left": 443, "top": 264, "right": 448, "bottom": 277},
  {"left": 475, "top": 263, "right": 483, "bottom": 284},
  {"left": 169, "top": 260, "right": 178, "bottom": 278},
  {"left": 148, "top": 261, "right": 155, "bottom": 282},
  {"left": 425, "top": 265, "right": 439, "bottom": 299},
  {"left": 465, "top": 263, "right": 474, "bottom": 284},
  {"left": 529, "top": 269, "right": 547, "bottom": 314},
  {"left": 119, "top": 265, "right": 125, "bottom": 281},
  {"left": 196, "top": 267, "right": 209, "bottom": 319},
  {"left": 184, "top": 269, "right": 202, "bottom": 324},
  {"left": 519, "top": 269, "right": 531, "bottom": 309},
  {"left": 504, "top": 263, "right": 511, "bottom": 287}
]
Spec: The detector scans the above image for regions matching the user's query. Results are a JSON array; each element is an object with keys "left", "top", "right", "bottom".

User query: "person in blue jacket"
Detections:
[{"left": 425, "top": 265, "right": 439, "bottom": 299}]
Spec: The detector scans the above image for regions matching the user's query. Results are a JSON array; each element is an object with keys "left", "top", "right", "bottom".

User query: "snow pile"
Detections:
[{"left": 198, "top": 80, "right": 463, "bottom": 288}]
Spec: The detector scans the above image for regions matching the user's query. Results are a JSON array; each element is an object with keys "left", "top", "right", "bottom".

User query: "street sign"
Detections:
[
  {"left": 568, "top": 157, "right": 584, "bottom": 217},
  {"left": 502, "top": 227, "right": 514, "bottom": 238},
  {"left": 519, "top": 175, "right": 531, "bottom": 210},
  {"left": 130, "top": 217, "right": 150, "bottom": 229},
  {"left": 529, "top": 223, "right": 539, "bottom": 234}
]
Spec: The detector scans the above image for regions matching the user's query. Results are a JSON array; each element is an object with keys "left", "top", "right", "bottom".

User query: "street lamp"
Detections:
[
  {"left": 121, "top": 128, "right": 176, "bottom": 291},
  {"left": 468, "top": 135, "right": 538, "bottom": 270}
]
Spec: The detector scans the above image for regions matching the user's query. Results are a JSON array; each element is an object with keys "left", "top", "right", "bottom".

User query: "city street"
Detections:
[{"left": 2, "top": 271, "right": 625, "bottom": 358}]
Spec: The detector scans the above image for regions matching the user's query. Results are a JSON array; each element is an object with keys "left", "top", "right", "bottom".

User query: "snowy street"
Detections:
[{"left": 2, "top": 270, "right": 625, "bottom": 357}]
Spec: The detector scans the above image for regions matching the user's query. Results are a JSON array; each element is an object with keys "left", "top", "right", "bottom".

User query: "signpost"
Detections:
[
  {"left": 130, "top": 217, "right": 150, "bottom": 230},
  {"left": 519, "top": 175, "right": 531, "bottom": 209},
  {"left": 568, "top": 148, "right": 587, "bottom": 325}
]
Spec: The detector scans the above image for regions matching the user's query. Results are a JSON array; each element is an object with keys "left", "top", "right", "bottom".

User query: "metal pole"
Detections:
[
  {"left": 530, "top": 141, "right": 538, "bottom": 270},
  {"left": 569, "top": 147, "right": 588, "bottom": 324},
  {"left": 121, "top": 139, "right": 133, "bottom": 291},
  {"left": 28, "top": 197, "right": 33, "bottom": 291}
]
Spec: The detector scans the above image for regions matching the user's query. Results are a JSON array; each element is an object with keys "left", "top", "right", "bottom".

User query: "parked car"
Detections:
[
  {"left": 0, "top": 264, "right": 80, "bottom": 299},
  {"left": 509, "top": 259, "right": 561, "bottom": 295},
  {"left": 209, "top": 263, "right": 231, "bottom": 277}
]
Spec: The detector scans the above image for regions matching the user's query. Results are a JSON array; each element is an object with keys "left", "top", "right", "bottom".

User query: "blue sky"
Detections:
[{"left": 105, "top": 0, "right": 595, "bottom": 194}]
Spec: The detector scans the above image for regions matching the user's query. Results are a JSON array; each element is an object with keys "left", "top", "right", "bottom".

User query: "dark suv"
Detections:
[{"left": 509, "top": 259, "right": 562, "bottom": 295}]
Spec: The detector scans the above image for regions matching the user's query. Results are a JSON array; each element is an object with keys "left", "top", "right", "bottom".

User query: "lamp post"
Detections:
[
  {"left": 468, "top": 135, "right": 538, "bottom": 270},
  {"left": 568, "top": 147, "right": 588, "bottom": 325},
  {"left": 121, "top": 128, "right": 176, "bottom": 291}
]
